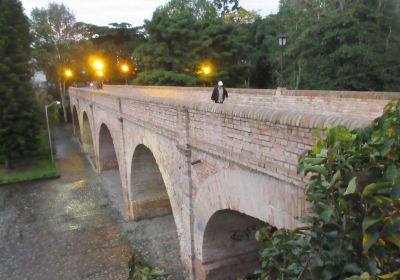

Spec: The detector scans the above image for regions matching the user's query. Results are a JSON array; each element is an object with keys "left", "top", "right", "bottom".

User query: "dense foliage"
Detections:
[
  {"left": 27, "top": 0, "right": 400, "bottom": 91},
  {"left": 0, "top": 0, "right": 40, "bottom": 169},
  {"left": 277, "top": 0, "right": 400, "bottom": 91},
  {"left": 256, "top": 99, "right": 400, "bottom": 279},
  {"left": 132, "top": 0, "right": 260, "bottom": 87},
  {"left": 129, "top": 0, "right": 400, "bottom": 90}
]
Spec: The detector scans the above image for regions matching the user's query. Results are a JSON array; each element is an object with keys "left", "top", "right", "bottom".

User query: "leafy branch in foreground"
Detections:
[
  {"left": 128, "top": 253, "right": 166, "bottom": 280},
  {"left": 256, "top": 99, "right": 400, "bottom": 280}
]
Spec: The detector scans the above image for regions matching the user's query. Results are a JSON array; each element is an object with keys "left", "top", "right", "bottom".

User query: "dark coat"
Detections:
[{"left": 211, "top": 86, "right": 228, "bottom": 103}]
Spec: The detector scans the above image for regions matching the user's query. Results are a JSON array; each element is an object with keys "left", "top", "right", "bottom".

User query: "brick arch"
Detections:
[
  {"left": 72, "top": 105, "right": 80, "bottom": 139},
  {"left": 81, "top": 111, "right": 96, "bottom": 166},
  {"left": 126, "top": 139, "right": 184, "bottom": 274},
  {"left": 193, "top": 169, "right": 302, "bottom": 279},
  {"left": 98, "top": 123, "right": 120, "bottom": 172},
  {"left": 127, "top": 140, "right": 181, "bottom": 222},
  {"left": 129, "top": 144, "right": 172, "bottom": 220}
]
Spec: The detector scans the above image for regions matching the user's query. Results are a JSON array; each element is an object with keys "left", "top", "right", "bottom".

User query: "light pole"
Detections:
[
  {"left": 199, "top": 64, "right": 212, "bottom": 87},
  {"left": 62, "top": 69, "right": 73, "bottom": 122},
  {"left": 45, "top": 101, "right": 61, "bottom": 162},
  {"left": 93, "top": 59, "right": 104, "bottom": 89},
  {"left": 121, "top": 64, "right": 129, "bottom": 85},
  {"left": 278, "top": 33, "right": 288, "bottom": 87}
]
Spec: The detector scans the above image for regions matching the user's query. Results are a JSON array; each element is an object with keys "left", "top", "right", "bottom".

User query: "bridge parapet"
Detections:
[{"left": 101, "top": 85, "right": 399, "bottom": 119}]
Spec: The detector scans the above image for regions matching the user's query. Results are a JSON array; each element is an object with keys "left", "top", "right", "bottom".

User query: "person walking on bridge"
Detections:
[{"left": 211, "top": 81, "right": 228, "bottom": 104}]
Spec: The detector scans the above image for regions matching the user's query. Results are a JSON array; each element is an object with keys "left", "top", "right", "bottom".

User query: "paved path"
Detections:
[{"left": 0, "top": 125, "right": 132, "bottom": 280}]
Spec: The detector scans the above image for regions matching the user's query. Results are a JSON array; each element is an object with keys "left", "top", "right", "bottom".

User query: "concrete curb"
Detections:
[{"left": 0, "top": 174, "right": 60, "bottom": 186}]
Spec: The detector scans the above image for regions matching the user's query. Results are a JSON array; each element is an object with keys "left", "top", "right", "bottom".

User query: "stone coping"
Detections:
[
  {"left": 101, "top": 85, "right": 400, "bottom": 99},
  {"left": 70, "top": 87, "right": 374, "bottom": 130}
]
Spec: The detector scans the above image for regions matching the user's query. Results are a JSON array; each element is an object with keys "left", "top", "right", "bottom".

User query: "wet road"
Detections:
[{"left": 0, "top": 125, "right": 132, "bottom": 280}]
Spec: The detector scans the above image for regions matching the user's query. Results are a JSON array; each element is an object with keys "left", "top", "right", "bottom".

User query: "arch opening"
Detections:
[
  {"left": 81, "top": 112, "right": 96, "bottom": 167},
  {"left": 98, "top": 123, "right": 125, "bottom": 217},
  {"left": 99, "top": 124, "right": 119, "bottom": 172},
  {"left": 202, "top": 210, "right": 266, "bottom": 280},
  {"left": 130, "top": 144, "right": 172, "bottom": 220},
  {"left": 129, "top": 144, "right": 184, "bottom": 278},
  {"left": 72, "top": 106, "right": 80, "bottom": 140}
]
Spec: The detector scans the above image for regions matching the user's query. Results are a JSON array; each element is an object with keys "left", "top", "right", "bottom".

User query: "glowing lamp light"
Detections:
[
  {"left": 97, "top": 70, "right": 104, "bottom": 77},
  {"left": 121, "top": 64, "right": 129, "bottom": 73},
  {"left": 65, "top": 69, "right": 72, "bottom": 78},
  {"left": 203, "top": 66, "right": 211, "bottom": 75},
  {"left": 94, "top": 60, "right": 104, "bottom": 70}
]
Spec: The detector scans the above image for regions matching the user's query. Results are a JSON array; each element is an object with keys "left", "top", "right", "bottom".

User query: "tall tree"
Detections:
[
  {"left": 275, "top": 0, "right": 400, "bottom": 90},
  {"left": 0, "top": 0, "right": 40, "bottom": 168},
  {"left": 133, "top": 0, "right": 218, "bottom": 86},
  {"left": 74, "top": 22, "right": 145, "bottom": 84},
  {"left": 213, "top": 0, "right": 239, "bottom": 16},
  {"left": 31, "top": 3, "right": 82, "bottom": 121}
]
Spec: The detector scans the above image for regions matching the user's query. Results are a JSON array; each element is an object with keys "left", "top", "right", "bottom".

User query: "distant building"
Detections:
[{"left": 32, "top": 71, "right": 47, "bottom": 88}]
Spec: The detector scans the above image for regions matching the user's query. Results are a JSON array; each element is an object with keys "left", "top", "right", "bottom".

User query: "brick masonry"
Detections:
[{"left": 69, "top": 85, "right": 399, "bottom": 280}]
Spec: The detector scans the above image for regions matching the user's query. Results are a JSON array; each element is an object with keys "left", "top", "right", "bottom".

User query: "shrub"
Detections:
[{"left": 256, "top": 99, "right": 400, "bottom": 280}]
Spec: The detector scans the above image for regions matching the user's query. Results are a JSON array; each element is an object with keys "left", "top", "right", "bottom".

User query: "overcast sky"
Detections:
[{"left": 20, "top": 0, "right": 280, "bottom": 26}]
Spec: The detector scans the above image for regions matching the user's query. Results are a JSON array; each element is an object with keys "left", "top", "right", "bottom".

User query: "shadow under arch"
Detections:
[
  {"left": 202, "top": 209, "right": 266, "bottom": 280},
  {"left": 72, "top": 106, "right": 80, "bottom": 140},
  {"left": 98, "top": 123, "right": 119, "bottom": 172},
  {"left": 98, "top": 123, "right": 125, "bottom": 217},
  {"left": 130, "top": 144, "right": 172, "bottom": 220},
  {"left": 128, "top": 143, "right": 184, "bottom": 277},
  {"left": 81, "top": 111, "right": 96, "bottom": 167}
]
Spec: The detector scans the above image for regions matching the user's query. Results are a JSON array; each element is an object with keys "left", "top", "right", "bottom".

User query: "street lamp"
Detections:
[
  {"left": 93, "top": 59, "right": 104, "bottom": 89},
  {"left": 65, "top": 69, "right": 72, "bottom": 78},
  {"left": 45, "top": 101, "right": 61, "bottom": 162},
  {"left": 61, "top": 69, "right": 73, "bottom": 122},
  {"left": 203, "top": 66, "right": 211, "bottom": 75},
  {"left": 96, "top": 70, "right": 104, "bottom": 89},
  {"left": 93, "top": 60, "right": 103, "bottom": 71},
  {"left": 278, "top": 32, "right": 288, "bottom": 87},
  {"left": 120, "top": 64, "right": 129, "bottom": 85}
]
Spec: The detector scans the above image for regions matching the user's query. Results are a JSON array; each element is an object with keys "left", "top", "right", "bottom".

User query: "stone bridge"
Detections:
[{"left": 69, "top": 85, "right": 398, "bottom": 280}]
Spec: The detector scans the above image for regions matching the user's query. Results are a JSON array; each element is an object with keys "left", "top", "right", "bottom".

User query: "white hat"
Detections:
[{"left": 218, "top": 81, "right": 223, "bottom": 86}]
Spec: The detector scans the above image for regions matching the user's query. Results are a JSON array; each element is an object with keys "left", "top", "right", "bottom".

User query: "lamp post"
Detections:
[
  {"left": 200, "top": 64, "right": 212, "bottom": 87},
  {"left": 121, "top": 64, "right": 129, "bottom": 85},
  {"left": 278, "top": 33, "right": 288, "bottom": 87},
  {"left": 93, "top": 59, "right": 104, "bottom": 89},
  {"left": 45, "top": 101, "right": 61, "bottom": 162},
  {"left": 62, "top": 69, "right": 73, "bottom": 122}
]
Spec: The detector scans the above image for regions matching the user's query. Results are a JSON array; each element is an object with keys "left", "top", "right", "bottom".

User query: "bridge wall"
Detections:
[{"left": 69, "top": 86, "right": 397, "bottom": 279}]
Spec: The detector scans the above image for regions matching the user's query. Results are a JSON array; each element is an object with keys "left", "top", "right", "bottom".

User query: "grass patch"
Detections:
[{"left": 0, "top": 157, "right": 57, "bottom": 184}]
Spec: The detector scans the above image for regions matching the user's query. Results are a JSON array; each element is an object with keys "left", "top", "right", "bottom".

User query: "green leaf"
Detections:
[
  {"left": 362, "top": 229, "right": 379, "bottom": 252},
  {"left": 362, "top": 182, "right": 392, "bottom": 196},
  {"left": 336, "top": 126, "right": 354, "bottom": 141},
  {"left": 330, "top": 170, "right": 342, "bottom": 186},
  {"left": 344, "top": 177, "right": 357, "bottom": 195},
  {"left": 362, "top": 216, "right": 380, "bottom": 233},
  {"left": 380, "top": 139, "right": 394, "bottom": 156},
  {"left": 320, "top": 205, "right": 334, "bottom": 222},
  {"left": 321, "top": 266, "right": 339, "bottom": 280},
  {"left": 344, "top": 263, "right": 362, "bottom": 274},
  {"left": 386, "top": 233, "right": 400, "bottom": 249},
  {"left": 385, "top": 164, "right": 398, "bottom": 180},
  {"left": 304, "top": 165, "right": 328, "bottom": 176},
  {"left": 345, "top": 272, "right": 371, "bottom": 280},
  {"left": 378, "top": 269, "right": 400, "bottom": 279},
  {"left": 303, "top": 157, "right": 326, "bottom": 165},
  {"left": 391, "top": 179, "right": 400, "bottom": 200}
]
